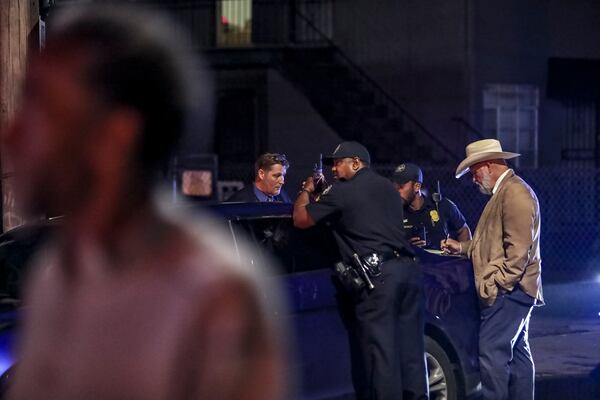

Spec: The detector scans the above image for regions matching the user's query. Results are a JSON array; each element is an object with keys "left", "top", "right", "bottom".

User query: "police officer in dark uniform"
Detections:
[
  {"left": 392, "top": 163, "right": 471, "bottom": 250},
  {"left": 293, "top": 142, "right": 428, "bottom": 400}
]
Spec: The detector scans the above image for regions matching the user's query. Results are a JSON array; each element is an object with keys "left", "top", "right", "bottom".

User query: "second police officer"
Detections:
[{"left": 392, "top": 163, "right": 471, "bottom": 250}]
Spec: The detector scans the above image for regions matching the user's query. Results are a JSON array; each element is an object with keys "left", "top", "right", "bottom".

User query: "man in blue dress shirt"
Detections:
[{"left": 227, "top": 153, "right": 291, "bottom": 202}]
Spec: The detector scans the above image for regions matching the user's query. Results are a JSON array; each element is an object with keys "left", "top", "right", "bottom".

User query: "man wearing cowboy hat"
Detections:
[{"left": 441, "top": 139, "right": 544, "bottom": 400}]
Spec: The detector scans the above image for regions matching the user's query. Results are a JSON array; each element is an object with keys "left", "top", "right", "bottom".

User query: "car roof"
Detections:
[
  {"left": 204, "top": 202, "right": 293, "bottom": 220},
  {"left": 0, "top": 202, "right": 294, "bottom": 241},
  {"left": 0, "top": 218, "right": 61, "bottom": 242}
]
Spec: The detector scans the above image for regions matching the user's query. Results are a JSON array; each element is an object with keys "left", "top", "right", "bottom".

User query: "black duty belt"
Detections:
[
  {"left": 338, "top": 250, "right": 416, "bottom": 291},
  {"left": 360, "top": 250, "right": 414, "bottom": 277},
  {"left": 361, "top": 251, "right": 392, "bottom": 277},
  {"left": 364, "top": 250, "right": 412, "bottom": 264}
]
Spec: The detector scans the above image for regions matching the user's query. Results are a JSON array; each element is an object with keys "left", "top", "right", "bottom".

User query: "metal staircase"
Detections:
[
  {"left": 50, "top": 0, "right": 463, "bottom": 165},
  {"left": 276, "top": 9, "right": 460, "bottom": 164}
]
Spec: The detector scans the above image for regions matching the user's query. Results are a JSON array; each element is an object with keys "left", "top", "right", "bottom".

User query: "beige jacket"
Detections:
[{"left": 461, "top": 170, "right": 544, "bottom": 306}]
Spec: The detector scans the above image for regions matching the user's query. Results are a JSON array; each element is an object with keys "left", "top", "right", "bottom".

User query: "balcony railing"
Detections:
[
  {"left": 51, "top": 0, "right": 459, "bottom": 162},
  {"left": 144, "top": 0, "right": 334, "bottom": 49}
]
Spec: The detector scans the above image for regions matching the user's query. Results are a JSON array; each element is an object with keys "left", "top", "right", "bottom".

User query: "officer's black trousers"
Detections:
[{"left": 339, "top": 258, "right": 428, "bottom": 400}]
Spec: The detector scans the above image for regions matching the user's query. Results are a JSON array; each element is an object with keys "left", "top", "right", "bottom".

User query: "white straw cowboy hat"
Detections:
[{"left": 455, "top": 139, "right": 520, "bottom": 178}]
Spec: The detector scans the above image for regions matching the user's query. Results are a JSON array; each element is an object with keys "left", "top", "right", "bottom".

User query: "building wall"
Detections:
[
  {"left": 210, "top": 1, "right": 600, "bottom": 170},
  {"left": 0, "top": 0, "right": 39, "bottom": 231},
  {"left": 332, "top": 0, "right": 470, "bottom": 161},
  {"left": 472, "top": 0, "right": 600, "bottom": 165},
  {"left": 267, "top": 69, "right": 341, "bottom": 191},
  {"left": 304, "top": 0, "right": 600, "bottom": 166}
]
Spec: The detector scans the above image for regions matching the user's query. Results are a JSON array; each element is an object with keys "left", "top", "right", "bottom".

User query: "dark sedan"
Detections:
[
  {"left": 210, "top": 202, "right": 481, "bottom": 399},
  {"left": 0, "top": 202, "right": 480, "bottom": 399}
]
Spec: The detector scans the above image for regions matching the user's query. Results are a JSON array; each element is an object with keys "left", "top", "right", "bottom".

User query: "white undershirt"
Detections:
[{"left": 492, "top": 168, "right": 512, "bottom": 195}]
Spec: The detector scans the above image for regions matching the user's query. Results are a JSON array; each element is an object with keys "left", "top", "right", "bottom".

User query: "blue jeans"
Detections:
[{"left": 479, "top": 287, "right": 536, "bottom": 400}]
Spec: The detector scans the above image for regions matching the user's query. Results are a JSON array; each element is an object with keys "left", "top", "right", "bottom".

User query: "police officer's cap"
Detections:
[
  {"left": 392, "top": 163, "right": 423, "bottom": 184},
  {"left": 323, "top": 141, "right": 371, "bottom": 165}
]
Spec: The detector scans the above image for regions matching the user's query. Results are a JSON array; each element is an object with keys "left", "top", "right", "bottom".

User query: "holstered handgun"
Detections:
[
  {"left": 332, "top": 253, "right": 377, "bottom": 292},
  {"left": 334, "top": 261, "right": 366, "bottom": 292}
]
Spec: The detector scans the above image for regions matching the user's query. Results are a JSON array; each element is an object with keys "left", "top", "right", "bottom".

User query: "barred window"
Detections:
[{"left": 483, "top": 84, "right": 539, "bottom": 167}]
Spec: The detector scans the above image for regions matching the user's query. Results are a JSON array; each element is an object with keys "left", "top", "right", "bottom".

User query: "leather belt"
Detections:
[
  {"left": 364, "top": 250, "right": 413, "bottom": 264},
  {"left": 352, "top": 250, "right": 414, "bottom": 281},
  {"left": 364, "top": 251, "right": 396, "bottom": 265}
]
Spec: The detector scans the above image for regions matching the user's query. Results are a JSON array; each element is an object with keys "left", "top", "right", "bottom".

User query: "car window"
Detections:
[
  {"left": 0, "top": 224, "right": 54, "bottom": 300},
  {"left": 231, "top": 217, "right": 341, "bottom": 274}
]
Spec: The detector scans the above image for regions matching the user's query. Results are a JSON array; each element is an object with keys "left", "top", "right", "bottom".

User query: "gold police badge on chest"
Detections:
[{"left": 429, "top": 210, "right": 440, "bottom": 224}]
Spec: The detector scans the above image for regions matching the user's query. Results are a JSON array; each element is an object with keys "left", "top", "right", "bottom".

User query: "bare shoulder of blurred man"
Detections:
[{"left": 5, "top": 5, "right": 285, "bottom": 400}]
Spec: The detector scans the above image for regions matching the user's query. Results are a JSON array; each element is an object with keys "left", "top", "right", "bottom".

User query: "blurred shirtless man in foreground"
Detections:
[{"left": 5, "top": 5, "right": 285, "bottom": 400}]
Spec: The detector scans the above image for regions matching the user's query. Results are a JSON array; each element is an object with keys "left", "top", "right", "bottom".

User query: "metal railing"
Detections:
[
  {"left": 374, "top": 164, "right": 600, "bottom": 282},
  {"left": 290, "top": 8, "right": 460, "bottom": 163},
  {"left": 175, "top": 0, "right": 460, "bottom": 162},
  {"left": 51, "top": 0, "right": 461, "bottom": 163},
  {"left": 220, "top": 160, "right": 600, "bottom": 282},
  {"left": 450, "top": 116, "right": 487, "bottom": 158},
  {"left": 125, "top": 0, "right": 333, "bottom": 49}
]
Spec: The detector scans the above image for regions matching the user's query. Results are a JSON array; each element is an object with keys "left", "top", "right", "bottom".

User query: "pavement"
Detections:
[{"left": 528, "top": 280, "right": 600, "bottom": 399}]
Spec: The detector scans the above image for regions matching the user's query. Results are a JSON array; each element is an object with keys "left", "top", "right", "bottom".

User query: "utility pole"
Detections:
[{"left": 0, "top": 0, "right": 40, "bottom": 232}]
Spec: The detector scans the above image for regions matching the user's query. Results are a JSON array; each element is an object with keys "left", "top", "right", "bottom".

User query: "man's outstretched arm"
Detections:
[{"left": 293, "top": 186, "right": 316, "bottom": 229}]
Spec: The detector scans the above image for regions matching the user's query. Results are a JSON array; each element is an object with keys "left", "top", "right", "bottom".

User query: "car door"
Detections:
[{"left": 230, "top": 216, "right": 354, "bottom": 399}]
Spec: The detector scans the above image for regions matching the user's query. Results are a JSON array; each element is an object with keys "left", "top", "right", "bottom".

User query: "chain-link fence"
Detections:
[
  {"left": 219, "top": 162, "right": 600, "bottom": 282},
  {"left": 375, "top": 165, "right": 600, "bottom": 283}
]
